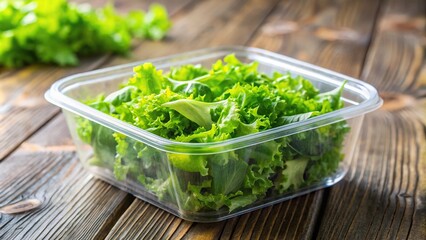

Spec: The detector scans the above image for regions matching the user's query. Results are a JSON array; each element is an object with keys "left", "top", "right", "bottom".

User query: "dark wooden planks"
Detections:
[
  {"left": 410, "top": 98, "right": 426, "bottom": 239},
  {"left": 317, "top": 0, "right": 426, "bottom": 239},
  {"left": 0, "top": 0, "right": 192, "bottom": 161},
  {"left": 219, "top": 193, "right": 322, "bottom": 240},
  {"left": 360, "top": 0, "right": 425, "bottom": 93},
  {"left": 0, "top": 57, "right": 109, "bottom": 161},
  {"left": 317, "top": 109, "right": 425, "bottom": 239},
  {"left": 0, "top": 115, "right": 134, "bottom": 240},
  {"left": 105, "top": 0, "right": 281, "bottom": 67},
  {"left": 105, "top": 194, "right": 322, "bottom": 240},
  {"left": 105, "top": 0, "right": 382, "bottom": 239},
  {"left": 105, "top": 201, "right": 193, "bottom": 240},
  {"left": 4, "top": 0, "right": 424, "bottom": 239},
  {"left": 250, "top": 0, "right": 381, "bottom": 77}
]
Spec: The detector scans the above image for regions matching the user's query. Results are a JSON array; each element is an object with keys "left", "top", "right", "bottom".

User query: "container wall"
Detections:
[
  {"left": 60, "top": 51, "right": 368, "bottom": 108},
  {"left": 64, "top": 108, "right": 363, "bottom": 221},
  {"left": 52, "top": 47, "right": 380, "bottom": 221},
  {"left": 167, "top": 116, "right": 363, "bottom": 221},
  {"left": 63, "top": 110, "right": 181, "bottom": 212}
]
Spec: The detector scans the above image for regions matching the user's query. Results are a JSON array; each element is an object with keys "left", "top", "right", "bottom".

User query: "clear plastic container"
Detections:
[{"left": 45, "top": 46, "right": 382, "bottom": 222}]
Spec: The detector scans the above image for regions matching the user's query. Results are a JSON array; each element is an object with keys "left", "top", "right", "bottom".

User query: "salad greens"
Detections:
[
  {"left": 0, "top": 0, "right": 171, "bottom": 67},
  {"left": 76, "top": 54, "right": 350, "bottom": 213}
]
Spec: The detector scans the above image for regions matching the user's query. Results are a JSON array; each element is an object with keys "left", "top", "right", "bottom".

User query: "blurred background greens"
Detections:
[{"left": 0, "top": 0, "right": 171, "bottom": 67}]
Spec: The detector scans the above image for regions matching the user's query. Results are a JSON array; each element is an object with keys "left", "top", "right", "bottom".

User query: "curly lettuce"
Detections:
[{"left": 76, "top": 54, "right": 350, "bottom": 213}]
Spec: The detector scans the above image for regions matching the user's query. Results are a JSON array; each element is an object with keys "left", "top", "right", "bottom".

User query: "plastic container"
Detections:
[{"left": 45, "top": 46, "right": 382, "bottom": 222}]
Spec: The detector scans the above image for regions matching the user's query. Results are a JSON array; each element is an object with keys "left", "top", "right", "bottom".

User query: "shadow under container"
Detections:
[{"left": 45, "top": 46, "right": 382, "bottom": 222}]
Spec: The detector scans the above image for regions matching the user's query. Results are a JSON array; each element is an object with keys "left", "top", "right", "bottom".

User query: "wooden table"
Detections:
[{"left": 1, "top": 0, "right": 425, "bottom": 239}]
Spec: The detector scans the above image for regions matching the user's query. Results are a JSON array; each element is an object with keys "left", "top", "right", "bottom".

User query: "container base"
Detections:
[{"left": 85, "top": 165, "right": 348, "bottom": 222}]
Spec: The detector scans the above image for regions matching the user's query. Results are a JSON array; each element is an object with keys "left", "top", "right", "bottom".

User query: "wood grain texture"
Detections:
[
  {"left": 317, "top": 109, "right": 425, "bottom": 239},
  {"left": 105, "top": 193, "right": 322, "bottom": 240},
  {"left": 250, "top": 0, "right": 381, "bottom": 77},
  {"left": 1, "top": 0, "right": 424, "bottom": 239},
  {"left": 104, "top": 0, "right": 281, "bottom": 67},
  {"left": 0, "top": 115, "right": 134, "bottom": 240},
  {"left": 0, "top": 0, "right": 192, "bottom": 161},
  {"left": 361, "top": 0, "right": 425, "bottom": 93},
  {"left": 412, "top": 98, "right": 426, "bottom": 240},
  {"left": 0, "top": 56, "right": 109, "bottom": 161},
  {"left": 105, "top": 201, "right": 193, "bottom": 240},
  {"left": 317, "top": 0, "right": 426, "bottom": 239}
]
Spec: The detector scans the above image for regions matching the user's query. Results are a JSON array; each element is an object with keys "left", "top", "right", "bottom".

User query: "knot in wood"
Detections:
[
  {"left": 379, "top": 14, "right": 426, "bottom": 32},
  {"left": 380, "top": 92, "right": 415, "bottom": 111},
  {"left": 314, "top": 27, "right": 367, "bottom": 43},
  {"left": 262, "top": 20, "right": 299, "bottom": 36},
  {"left": 0, "top": 199, "right": 42, "bottom": 214}
]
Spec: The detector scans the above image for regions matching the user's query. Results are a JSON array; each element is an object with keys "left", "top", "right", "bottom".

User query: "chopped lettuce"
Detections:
[{"left": 76, "top": 54, "right": 350, "bottom": 213}]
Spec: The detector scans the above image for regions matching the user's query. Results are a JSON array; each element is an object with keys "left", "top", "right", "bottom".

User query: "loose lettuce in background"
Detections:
[
  {"left": 77, "top": 54, "right": 350, "bottom": 213},
  {"left": 0, "top": 0, "right": 171, "bottom": 67}
]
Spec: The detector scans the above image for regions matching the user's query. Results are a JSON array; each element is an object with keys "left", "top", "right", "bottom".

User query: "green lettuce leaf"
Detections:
[
  {"left": 129, "top": 63, "right": 165, "bottom": 95},
  {"left": 168, "top": 153, "right": 209, "bottom": 176},
  {"left": 76, "top": 54, "right": 350, "bottom": 214},
  {"left": 277, "top": 158, "right": 309, "bottom": 193},
  {"left": 278, "top": 112, "right": 314, "bottom": 125},
  {"left": 209, "top": 152, "right": 248, "bottom": 195},
  {"left": 162, "top": 99, "right": 226, "bottom": 129}
]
